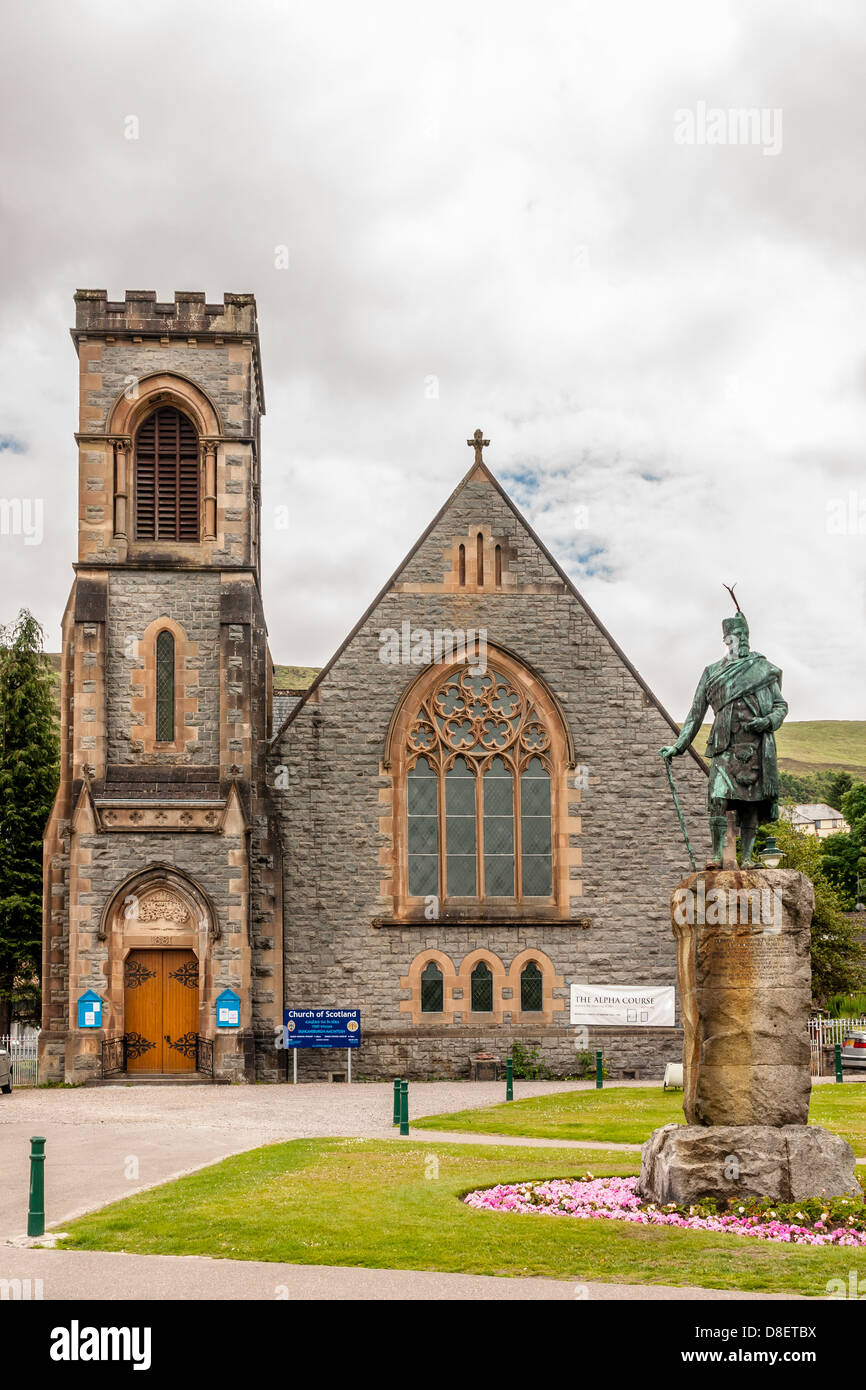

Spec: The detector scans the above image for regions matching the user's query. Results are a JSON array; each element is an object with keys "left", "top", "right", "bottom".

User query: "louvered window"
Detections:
[
  {"left": 155, "top": 630, "right": 175, "bottom": 741},
  {"left": 135, "top": 407, "right": 200, "bottom": 541}
]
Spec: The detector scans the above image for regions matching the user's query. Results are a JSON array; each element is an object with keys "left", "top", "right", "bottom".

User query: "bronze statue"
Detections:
[{"left": 659, "top": 587, "right": 788, "bottom": 868}]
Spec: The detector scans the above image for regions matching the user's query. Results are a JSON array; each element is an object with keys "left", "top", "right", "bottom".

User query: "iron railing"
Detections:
[
  {"left": 1, "top": 1032, "right": 39, "bottom": 1087},
  {"left": 809, "top": 1016, "right": 866, "bottom": 1075},
  {"left": 196, "top": 1035, "right": 214, "bottom": 1077},
  {"left": 101, "top": 1034, "right": 127, "bottom": 1078}
]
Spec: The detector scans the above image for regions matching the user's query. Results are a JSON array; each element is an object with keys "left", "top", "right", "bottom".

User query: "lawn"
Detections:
[
  {"left": 414, "top": 1084, "right": 866, "bottom": 1153},
  {"left": 56, "top": 1138, "right": 865, "bottom": 1294}
]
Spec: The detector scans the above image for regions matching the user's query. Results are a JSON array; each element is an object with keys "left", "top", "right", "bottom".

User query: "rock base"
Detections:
[{"left": 640, "top": 1123, "right": 860, "bottom": 1206}]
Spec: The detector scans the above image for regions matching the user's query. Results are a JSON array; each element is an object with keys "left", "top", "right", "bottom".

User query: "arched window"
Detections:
[
  {"left": 458, "top": 544, "right": 466, "bottom": 587},
  {"left": 405, "top": 666, "right": 555, "bottom": 902},
  {"left": 476, "top": 532, "right": 484, "bottom": 585},
  {"left": 470, "top": 960, "right": 493, "bottom": 1012},
  {"left": 520, "top": 960, "right": 543, "bottom": 1012},
  {"left": 155, "top": 630, "right": 175, "bottom": 742},
  {"left": 420, "top": 960, "right": 444, "bottom": 1013},
  {"left": 495, "top": 544, "right": 502, "bottom": 586},
  {"left": 135, "top": 406, "right": 200, "bottom": 541}
]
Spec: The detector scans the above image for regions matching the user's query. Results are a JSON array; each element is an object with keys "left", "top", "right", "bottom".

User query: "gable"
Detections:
[{"left": 271, "top": 457, "right": 704, "bottom": 771}]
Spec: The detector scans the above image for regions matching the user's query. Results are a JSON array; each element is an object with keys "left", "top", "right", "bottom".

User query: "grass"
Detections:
[
  {"left": 414, "top": 1085, "right": 866, "bottom": 1154},
  {"left": 55, "top": 1138, "right": 866, "bottom": 1294}
]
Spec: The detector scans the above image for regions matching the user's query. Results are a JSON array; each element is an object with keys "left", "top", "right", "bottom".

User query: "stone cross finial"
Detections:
[{"left": 467, "top": 428, "right": 490, "bottom": 465}]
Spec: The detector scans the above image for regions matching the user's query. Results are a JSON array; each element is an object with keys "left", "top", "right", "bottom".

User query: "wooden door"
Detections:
[
  {"left": 124, "top": 949, "right": 199, "bottom": 1073},
  {"left": 162, "top": 950, "right": 199, "bottom": 1072}
]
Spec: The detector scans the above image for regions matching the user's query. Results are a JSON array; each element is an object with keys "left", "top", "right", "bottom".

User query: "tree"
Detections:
[
  {"left": 0, "top": 611, "right": 60, "bottom": 1033},
  {"left": 820, "top": 830, "right": 866, "bottom": 906},
  {"left": 763, "top": 819, "right": 865, "bottom": 1007},
  {"left": 841, "top": 782, "right": 866, "bottom": 836},
  {"left": 826, "top": 771, "right": 855, "bottom": 811}
]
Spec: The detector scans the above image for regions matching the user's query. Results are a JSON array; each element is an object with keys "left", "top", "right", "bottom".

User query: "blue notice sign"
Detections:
[
  {"left": 283, "top": 1009, "right": 361, "bottom": 1049},
  {"left": 77, "top": 990, "right": 103, "bottom": 1029}
]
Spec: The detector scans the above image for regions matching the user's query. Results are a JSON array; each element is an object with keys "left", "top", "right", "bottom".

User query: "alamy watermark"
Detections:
[
  {"left": 672, "top": 878, "right": 783, "bottom": 928},
  {"left": 0, "top": 498, "right": 43, "bottom": 545},
  {"left": 379, "top": 622, "right": 487, "bottom": 675},
  {"left": 674, "top": 102, "right": 783, "bottom": 157}
]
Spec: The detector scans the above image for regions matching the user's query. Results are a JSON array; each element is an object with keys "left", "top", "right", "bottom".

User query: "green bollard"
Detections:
[
  {"left": 393, "top": 1077, "right": 401, "bottom": 1125},
  {"left": 835, "top": 1044, "right": 844, "bottom": 1084},
  {"left": 506, "top": 1056, "right": 513, "bottom": 1101},
  {"left": 595, "top": 1050, "right": 603, "bottom": 1090},
  {"left": 399, "top": 1080, "right": 409, "bottom": 1136},
  {"left": 27, "top": 1135, "right": 46, "bottom": 1237}
]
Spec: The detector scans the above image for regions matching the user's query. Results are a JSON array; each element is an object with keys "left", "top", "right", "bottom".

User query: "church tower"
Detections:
[{"left": 40, "top": 291, "right": 283, "bottom": 1083}]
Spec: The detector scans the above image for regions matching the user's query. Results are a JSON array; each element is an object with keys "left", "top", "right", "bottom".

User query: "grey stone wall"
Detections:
[
  {"left": 271, "top": 475, "right": 709, "bottom": 1078},
  {"left": 291, "top": 1025, "right": 683, "bottom": 1081},
  {"left": 78, "top": 828, "right": 245, "bottom": 972},
  {"left": 106, "top": 571, "right": 222, "bottom": 765},
  {"left": 85, "top": 343, "right": 256, "bottom": 437}
]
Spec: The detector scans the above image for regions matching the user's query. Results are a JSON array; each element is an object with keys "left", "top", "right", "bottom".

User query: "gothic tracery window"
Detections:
[
  {"left": 406, "top": 666, "right": 554, "bottom": 901},
  {"left": 135, "top": 406, "right": 200, "bottom": 541}
]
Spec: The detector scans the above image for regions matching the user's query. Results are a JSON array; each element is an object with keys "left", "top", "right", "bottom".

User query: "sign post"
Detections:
[{"left": 282, "top": 1009, "right": 361, "bottom": 1082}]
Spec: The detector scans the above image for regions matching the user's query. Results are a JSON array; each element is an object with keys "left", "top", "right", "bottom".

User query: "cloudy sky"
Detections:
[{"left": 1, "top": 0, "right": 864, "bottom": 718}]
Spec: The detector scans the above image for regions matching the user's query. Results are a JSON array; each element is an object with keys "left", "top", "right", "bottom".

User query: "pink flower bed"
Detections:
[{"left": 463, "top": 1175, "right": 866, "bottom": 1246}]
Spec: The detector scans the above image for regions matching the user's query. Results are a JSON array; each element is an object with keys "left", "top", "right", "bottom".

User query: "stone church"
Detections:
[{"left": 39, "top": 289, "right": 709, "bottom": 1084}]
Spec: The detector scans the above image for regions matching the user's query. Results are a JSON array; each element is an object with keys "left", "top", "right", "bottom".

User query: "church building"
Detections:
[{"left": 40, "top": 289, "right": 709, "bottom": 1084}]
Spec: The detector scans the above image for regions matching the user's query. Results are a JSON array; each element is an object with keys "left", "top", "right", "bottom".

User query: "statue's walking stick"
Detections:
[{"left": 661, "top": 753, "right": 697, "bottom": 872}]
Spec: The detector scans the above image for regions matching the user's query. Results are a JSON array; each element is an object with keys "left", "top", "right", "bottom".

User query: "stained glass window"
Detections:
[
  {"left": 521, "top": 960, "right": 544, "bottom": 1012},
  {"left": 408, "top": 758, "right": 438, "bottom": 896},
  {"left": 483, "top": 756, "right": 514, "bottom": 896},
  {"left": 420, "top": 960, "right": 444, "bottom": 1013},
  {"left": 446, "top": 757, "right": 476, "bottom": 896},
  {"left": 405, "top": 666, "right": 555, "bottom": 903},
  {"left": 520, "top": 757, "right": 552, "bottom": 896},
  {"left": 470, "top": 960, "right": 494, "bottom": 1012},
  {"left": 155, "top": 630, "right": 175, "bottom": 742}
]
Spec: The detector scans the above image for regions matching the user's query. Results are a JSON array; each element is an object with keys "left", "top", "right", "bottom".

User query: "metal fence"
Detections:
[
  {"left": 809, "top": 1016, "right": 866, "bottom": 1076},
  {"left": 1, "top": 1030, "right": 39, "bottom": 1087}
]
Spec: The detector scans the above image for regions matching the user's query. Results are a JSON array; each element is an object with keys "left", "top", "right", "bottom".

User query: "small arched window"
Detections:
[
  {"left": 155, "top": 630, "right": 175, "bottom": 742},
  {"left": 520, "top": 961, "right": 543, "bottom": 1012},
  {"left": 470, "top": 960, "right": 493, "bottom": 1012},
  {"left": 495, "top": 544, "right": 502, "bottom": 586},
  {"left": 135, "top": 406, "right": 200, "bottom": 541},
  {"left": 458, "top": 544, "right": 466, "bottom": 587},
  {"left": 476, "top": 532, "right": 484, "bottom": 585},
  {"left": 420, "top": 960, "right": 444, "bottom": 1013}
]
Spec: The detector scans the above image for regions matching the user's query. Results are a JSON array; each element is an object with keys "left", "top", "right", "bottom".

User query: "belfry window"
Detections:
[
  {"left": 135, "top": 406, "right": 200, "bottom": 541},
  {"left": 405, "top": 666, "right": 555, "bottom": 902},
  {"left": 155, "top": 630, "right": 175, "bottom": 742}
]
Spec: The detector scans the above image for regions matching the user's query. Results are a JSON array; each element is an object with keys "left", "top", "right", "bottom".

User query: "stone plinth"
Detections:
[
  {"left": 673, "top": 869, "right": 813, "bottom": 1127},
  {"left": 640, "top": 1123, "right": 860, "bottom": 1205}
]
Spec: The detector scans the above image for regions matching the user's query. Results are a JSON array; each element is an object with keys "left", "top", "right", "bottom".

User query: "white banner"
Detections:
[{"left": 570, "top": 984, "right": 676, "bottom": 1027}]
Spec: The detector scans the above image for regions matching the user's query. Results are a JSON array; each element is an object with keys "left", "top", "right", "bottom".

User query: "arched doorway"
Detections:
[
  {"left": 124, "top": 948, "right": 199, "bottom": 1073},
  {"left": 100, "top": 867, "right": 219, "bottom": 1078}
]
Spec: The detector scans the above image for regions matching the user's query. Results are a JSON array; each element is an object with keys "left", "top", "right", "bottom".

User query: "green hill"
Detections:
[{"left": 699, "top": 721, "right": 866, "bottom": 777}]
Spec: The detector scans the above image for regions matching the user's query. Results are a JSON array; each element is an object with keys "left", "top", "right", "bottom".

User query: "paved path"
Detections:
[
  {"left": 0, "top": 1246, "right": 809, "bottom": 1301},
  {"left": 0, "top": 1080, "right": 591, "bottom": 1234},
  {"left": 1, "top": 1082, "right": 853, "bottom": 1301}
]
